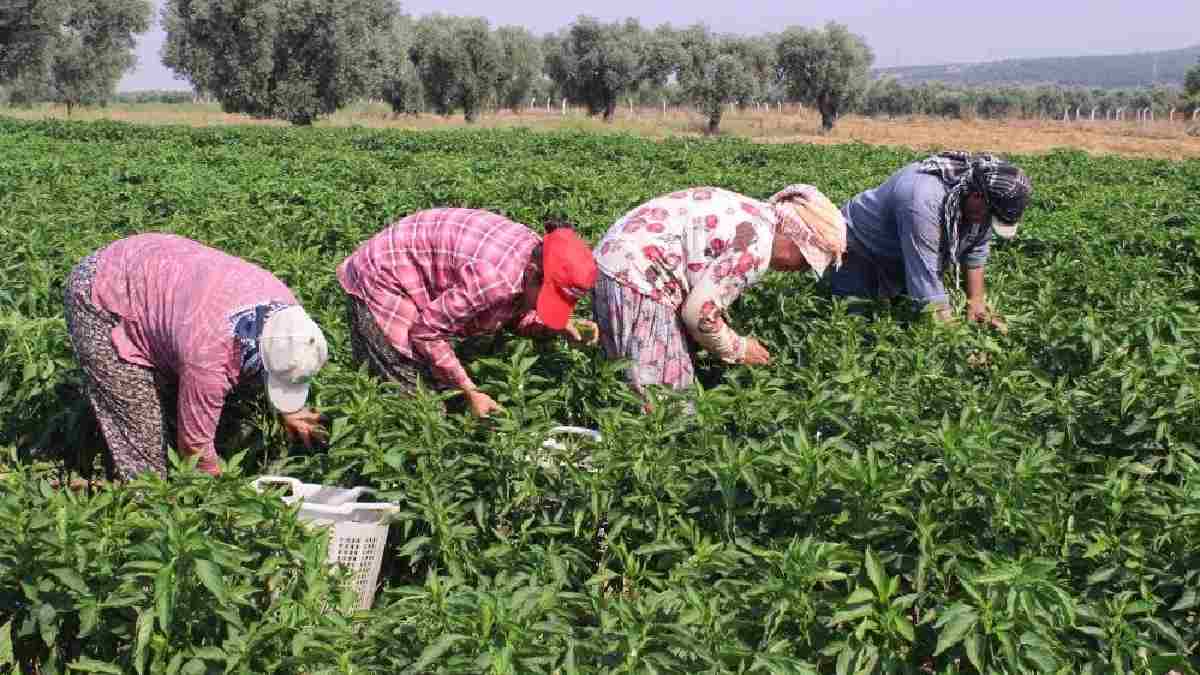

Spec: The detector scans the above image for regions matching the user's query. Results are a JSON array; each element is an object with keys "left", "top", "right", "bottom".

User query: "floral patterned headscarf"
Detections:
[{"left": 768, "top": 184, "right": 848, "bottom": 278}]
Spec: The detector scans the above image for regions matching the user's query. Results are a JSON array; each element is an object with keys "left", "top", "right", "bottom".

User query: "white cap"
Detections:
[
  {"left": 259, "top": 306, "right": 328, "bottom": 414},
  {"left": 992, "top": 215, "right": 1020, "bottom": 240}
]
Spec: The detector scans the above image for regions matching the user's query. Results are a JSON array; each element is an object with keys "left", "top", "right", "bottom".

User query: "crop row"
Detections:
[{"left": 0, "top": 118, "right": 1197, "bottom": 672}]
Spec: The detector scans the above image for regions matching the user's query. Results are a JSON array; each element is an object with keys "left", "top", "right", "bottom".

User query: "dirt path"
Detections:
[{"left": 6, "top": 103, "right": 1199, "bottom": 161}]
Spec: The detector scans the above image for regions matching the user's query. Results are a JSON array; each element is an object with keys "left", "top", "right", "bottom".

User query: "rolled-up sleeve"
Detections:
[
  {"left": 961, "top": 236, "right": 990, "bottom": 269},
  {"left": 680, "top": 291, "right": 746, "bottom": 363},
  {"left": 679, "top": 248, "right": 769, "bottom": 363}
]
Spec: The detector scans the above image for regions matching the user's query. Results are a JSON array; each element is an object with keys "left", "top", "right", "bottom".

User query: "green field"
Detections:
[{"left": 1, "top": 117, "right": 1198, "bottom": 673}]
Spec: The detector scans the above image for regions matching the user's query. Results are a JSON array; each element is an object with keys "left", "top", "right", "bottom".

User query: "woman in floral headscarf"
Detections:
[{"left": 592, "top": 185, "right": 847, "bottom": 403}]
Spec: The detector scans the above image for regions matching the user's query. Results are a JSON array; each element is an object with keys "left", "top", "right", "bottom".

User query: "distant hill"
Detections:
[{"left": 876, "top": 44, "right": 1200, "bottom": 88}]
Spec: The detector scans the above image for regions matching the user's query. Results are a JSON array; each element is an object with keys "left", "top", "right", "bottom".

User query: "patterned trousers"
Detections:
[{"left": 64, "top": 254, "right": 172, "bottom": 479}]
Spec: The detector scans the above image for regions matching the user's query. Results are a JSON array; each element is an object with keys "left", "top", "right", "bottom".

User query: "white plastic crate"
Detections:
[
  {"left": 526, "top": 426, "right": 603, "bottom": 472},
  {"left": 252, "top": 476, "right": 398, "bottom": 610}
]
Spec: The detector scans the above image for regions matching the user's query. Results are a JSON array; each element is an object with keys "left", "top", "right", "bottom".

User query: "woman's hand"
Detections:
[
  {"left": 195, "top": 453, "right": 222, "bottom": 477},
  {"left": 563, "top": 318, "right": 599, "bottom": 346},
  {"left": 967, "top": 301, "right": 1008, "bottom": 334},
  {"left": 280, "top": 408, "right": 328, "bottom": 448},
  {"left": 465, "top": 389, "right": 502, "bottom": 418},
  {"left": 742, "top": 337, "right": 772, "bottom": 366}
]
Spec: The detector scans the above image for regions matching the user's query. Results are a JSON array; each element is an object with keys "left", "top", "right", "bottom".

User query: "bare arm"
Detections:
[
  {"left": 964, "top": 266, "right": 987, "bottom": 309},
  {"left": 963, "top": 266, "right": 1007, "bottom": 333}
]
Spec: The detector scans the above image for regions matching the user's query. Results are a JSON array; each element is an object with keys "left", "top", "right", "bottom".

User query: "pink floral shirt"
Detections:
[
  {"left": 91, "top": 234, "right": 299, "bottom": 471},
  {"left": 594, "top": 187, "right": 778, "bottom": 362},
  {"left": 337, "top": 209, "right": 544, "bottom": 390}
]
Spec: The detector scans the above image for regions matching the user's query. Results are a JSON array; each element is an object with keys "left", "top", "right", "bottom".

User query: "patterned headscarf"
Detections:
[
  {"left": 768, "top": 184, "right": 848, "bottom": 278},
  {"left": 230, "top": 301, "right": 292, "bottom": 376},
  {"left": 917, "top": 151, "right": 1033, "bottom": 282}
]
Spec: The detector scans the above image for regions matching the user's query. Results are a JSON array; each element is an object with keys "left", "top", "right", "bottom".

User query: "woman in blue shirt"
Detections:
[{"left": 830, "top": 152, "right": 1032, "bottom": 332}]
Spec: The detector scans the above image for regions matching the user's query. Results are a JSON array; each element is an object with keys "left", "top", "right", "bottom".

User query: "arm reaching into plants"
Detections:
[
  {"left": 408, "top": 261, "right": 515, "bottom": 415},
  {"left": 511, "top": 311, "right": 598, "bottom": 346},
  {"left": 562, "top": 318, "right": 599, "bottom": 345},
  {"left": 279, "top": 408, "right": 327, "bottom": 447},
  {"left": 175, "top": 369, "right": 230, "bottom": 477},
  {"left": 963, "top": 266, "right": 1007, "bottom": 333},
  {"left": 680, "top": 245, "right": 770, "bottom": 365}
]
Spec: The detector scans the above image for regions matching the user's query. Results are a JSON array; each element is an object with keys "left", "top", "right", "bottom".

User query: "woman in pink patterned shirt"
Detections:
[
  {"left": 64, "top": 234, "right": 330, "bottom": 479},
  {"left": 593, "top": 185, "right": 848, "bottom": 406},
  {"left": 338, "top": 208, "right": 598, "bottom": 418}
]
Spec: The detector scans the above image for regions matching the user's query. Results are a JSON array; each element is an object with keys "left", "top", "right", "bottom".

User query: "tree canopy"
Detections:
[
  {"left": 674, "top": 26, "right": 759, "bottom": 134},
  {"left": 1, "top": 0, "right": 149, "bottom": 113},
  {"left": 0, "top": 0, "right": 59, "bottom": 84},
  {"left": 546, "top": 16, "right": 658, "bottom": 121},
  {"left": 162, "top": 0, "right": 398, "bottom": 125},
  {"left": 495, "top": 25, "right": 541, "bottom": 113},
  {"left": 409, "top": 14, "right": 501, "bottom": 123},
  {"left": 370, "top": 12, "right": 422, "bottom": 116},
  {"left": 776, "top": 22, "right": 874, "bottom": 131}
]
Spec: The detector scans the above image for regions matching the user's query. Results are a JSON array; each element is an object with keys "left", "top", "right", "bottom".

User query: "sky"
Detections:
[{"left": 119, "top": 0, "right": 1200, "bottom": 91}]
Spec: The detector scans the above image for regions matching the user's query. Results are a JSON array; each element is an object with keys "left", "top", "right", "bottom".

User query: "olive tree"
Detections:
[
  {"left": 409, "top": 14, "right": 501, "bottom": 123},
  {"left": 0, "top": 0, "right": 62, "bottom": 84},
  {"left": 162, "top": 0, "right": 398, "bottom": 125},
  {"left": 46, "top": 0, "right": 151, "bottom": 115},
  {"left": 495, "top": 25, "right": 540, "bottom": 113},
  {"left": 546, "top": 16, "right": 653, "bottom": 121},
  {"left": 863, "top": 77, "right": 916, "bottom": 118},
  {"left": 674, "top": 26, "right": 758, "bottom": 134},
  {"left": 775, "top": 22, "right": 873, "bottom": 132},
  {"left": 371, "top": 13, "right": 422, "bottom": 116},
  {"left": 1, "top": 0, "right": 149, "bottom": 113},
  {"left": 1186, "top": 61, "right": 1200, "bottom": 109}
]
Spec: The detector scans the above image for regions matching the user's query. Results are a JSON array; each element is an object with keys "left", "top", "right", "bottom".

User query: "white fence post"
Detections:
[{"left": 1090, "top": 107, "right": 1097, "bottom": 121}]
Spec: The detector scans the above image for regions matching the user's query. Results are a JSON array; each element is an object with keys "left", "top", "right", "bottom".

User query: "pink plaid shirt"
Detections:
[
  {"left": 337, "top": 209, "right": 543, "bottom": 390},
  {"left": 91, "top": 234, "right": 298, "bottom": 471}
]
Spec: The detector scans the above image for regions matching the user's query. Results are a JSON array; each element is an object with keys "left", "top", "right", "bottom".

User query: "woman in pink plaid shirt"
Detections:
[{"left": 338, "top": 209, "right": 598, "bottom": 417}]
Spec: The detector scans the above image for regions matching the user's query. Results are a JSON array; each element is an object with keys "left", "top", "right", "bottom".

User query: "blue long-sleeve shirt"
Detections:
[{"left": 841, "top": 162, "right": 991, "bottom": 307}]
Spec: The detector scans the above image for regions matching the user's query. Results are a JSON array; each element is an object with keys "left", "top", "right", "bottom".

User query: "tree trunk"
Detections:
[
  {"left": 818, "top": 98, "right": 836, "bottom": 133},
  {"left": 602, "top": 93, "right": 616, "bottom": 122},
  {"left": 464, "top": 102, "right": 478, "bottom": 123},
  {"left": 707, "top": 108, "right": 722, "bottom": 135}
]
